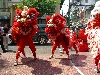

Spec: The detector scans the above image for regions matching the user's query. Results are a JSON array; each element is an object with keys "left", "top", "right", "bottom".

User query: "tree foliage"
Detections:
[
  {"left": 70, "top": 6, "right": 80, "bottom": 26},
  {"left": 69, "top": 2, "right": 94, "bottom": 28},
  {"left": 16, "top": 0, "right": 58, "bottom": 16}
]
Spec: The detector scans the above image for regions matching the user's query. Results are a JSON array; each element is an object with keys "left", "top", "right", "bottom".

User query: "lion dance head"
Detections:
[
  {"left": 12, "top": 6, "right": 39, "bottom": 43},
  {"left": 45, "top": 14, "right": 66, "bottom": 40}
]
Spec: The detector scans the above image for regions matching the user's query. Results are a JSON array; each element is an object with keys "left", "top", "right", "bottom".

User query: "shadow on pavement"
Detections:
[
  {"left": 0, "top": 57, "right": 10, "bottom": 70},
  {"left": 58, "top": 58, "right": 72, "bottom": 66},
  {"left": 21, "top": 57, "right": 62, "bottom": 75},
  {"left": 70, "top": 54, "right": 87, "bottom": 67},
  {"left": 58, "top": 54, "right": 87, "bottom": 67}
]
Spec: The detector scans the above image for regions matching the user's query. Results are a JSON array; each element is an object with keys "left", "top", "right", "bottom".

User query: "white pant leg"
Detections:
[
  {"left": 5, "top": 34, "right": 9, "bottom": 50},
  {"left": 3, "top": 36, "right": 6, "bottom": 49},
  {"left": 3, "top": 34, "right": 9, "bottom": 50}
]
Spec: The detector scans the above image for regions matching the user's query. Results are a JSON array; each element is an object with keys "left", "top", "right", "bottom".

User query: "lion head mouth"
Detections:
[{"left": 19, "top": 26, "right": 32, "bottom": 35}]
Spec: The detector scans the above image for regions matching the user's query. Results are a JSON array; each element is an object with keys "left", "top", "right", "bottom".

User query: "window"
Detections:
[
  {"left": 95, "top": 0, "right": 99, "bottom": 2},
  {"left": 38, "top": 19, "right": 46, "bottom": 24},
  {"left": 85, "top": 0, "right": 88, "bottom": 3}
]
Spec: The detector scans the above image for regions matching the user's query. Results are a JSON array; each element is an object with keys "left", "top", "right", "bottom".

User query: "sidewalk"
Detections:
[{"left": 0, "top": 52, "right": 98, "bottom": 75}]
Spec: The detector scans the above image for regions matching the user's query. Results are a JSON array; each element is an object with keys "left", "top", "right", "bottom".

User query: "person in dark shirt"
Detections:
[
  {"left": 0, "top": 22, "right": 7, "bottom": 53},
  {"left": 3, "top": 23, "right": 9, "bottom": 50}
]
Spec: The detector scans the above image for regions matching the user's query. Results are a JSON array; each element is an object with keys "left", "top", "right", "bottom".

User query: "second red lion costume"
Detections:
[
  {"left": 78, "top": 28, "right": 89, "bottom": 52},
  {"left": 45, "top": 14, "right": 78, "bottom": 59},
  {"left": 11, "top": 6, "right": 39, "bottom": 66}
]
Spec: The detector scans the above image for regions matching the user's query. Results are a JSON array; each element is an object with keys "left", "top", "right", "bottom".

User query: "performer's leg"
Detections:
[
  {"left": 62, "top": 44, "right": 71, "bottom": 59},
  {"left": 49, "top": 44, "right": 57, "bottom": 59},
  {"left": 68, "top": 42, "right": 72, "bottom": 49},
  {"left": 94, "top": 58, "right": 99, "bottom": 67},
  {"left": 21, "top": 50, "right": 26, "bottom": 57},
  {"left": 28, "top": 40, "right": 36, "bottom": 58},
  {"left": 52, "top": 45, "right": 57, "bottom": 55},
  {"left": 94, "top": 54, "right": 100, "bottom": 73},
  {"left": 14, "top": 42, "right": 25, "bottom": 66},
  {"left": 73, "top": 42, "right": 78, "bottom": 54},
  {"left": 16, "top": 48, "right": 26, "bottom": 58},
  {"left": 62, "top": 45, "right": 69, "bottom": 55},
  {"left": 16, "top": 44, "right": 26, "bottom": 59},
  {"left": 94, "top": 58, "right": 99, "bottom": 73},
  {"left": 5, "top": 34, "right": 9, "bottom": 50},
  {"left": 16, "top": 49, "right": 21, "bottom": 61},
  {"left": 14, "top": 48, "right": 21, "bottom": 66}
]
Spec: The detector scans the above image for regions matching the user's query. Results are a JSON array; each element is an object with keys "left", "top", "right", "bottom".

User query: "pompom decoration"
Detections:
[
  {"left": 15, "top": 9, "right": 22, "bottom": 16},
  {"left": 28, "top": 8, "right": 39, "bottom": 25},
  {"left": 46, "top": 16, "right": 51, "bottom": 23}
]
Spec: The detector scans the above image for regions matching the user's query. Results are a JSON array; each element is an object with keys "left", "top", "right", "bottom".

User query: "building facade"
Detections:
[
  {"left": 0, "top": 0, "right": 10, "bottom": 26},
  {"left": 8, "top": 0, "right": 21, "bottom": 26},
  {"left": 71, "top": 0, "right": 99, "bottom": 19}
]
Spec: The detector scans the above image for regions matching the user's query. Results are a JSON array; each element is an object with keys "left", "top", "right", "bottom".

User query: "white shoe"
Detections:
[
  {"left": 49, "top": 55, "right": 54, "bottom": 59},
  {"left": 14, "top": 60, "right": 18, "bottom": 66}
]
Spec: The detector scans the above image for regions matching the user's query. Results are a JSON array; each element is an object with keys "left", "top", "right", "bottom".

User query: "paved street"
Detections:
[{"left": 0, "top": 43, "right": 99, "bottom": 75}]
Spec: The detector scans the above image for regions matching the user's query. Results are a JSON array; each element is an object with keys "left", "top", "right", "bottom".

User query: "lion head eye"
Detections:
[
  {"left": 16, "top": 15, "right": 21, "bottom": 19},
  {"left": 31, "top": 13, "right": 35, "bottom": 18},
  {"left": 27, "top": 15, "right": 30, "bottom": 19}
]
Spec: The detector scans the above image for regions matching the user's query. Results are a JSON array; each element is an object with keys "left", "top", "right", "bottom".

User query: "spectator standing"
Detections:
[
  {"left": 3, "top": 23, "right": 9, "bottom": 50},
  {"left": 0, "top": 22, "right": 7, "bottom": 53}
]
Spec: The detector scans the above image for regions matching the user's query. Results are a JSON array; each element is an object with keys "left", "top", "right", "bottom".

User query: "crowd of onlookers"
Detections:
[{"left": 0, "top": 22, "right": 10, "bottom": 53}]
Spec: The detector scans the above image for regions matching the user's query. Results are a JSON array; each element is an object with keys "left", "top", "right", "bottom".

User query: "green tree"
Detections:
[
  {"left": 71, "top": 5, "right": 80, "bottom": 27},
  {"left": 16, "top": 0, "right": 59, "bottom": 17}
]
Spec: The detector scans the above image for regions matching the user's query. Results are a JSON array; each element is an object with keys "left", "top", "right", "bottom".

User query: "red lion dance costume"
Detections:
[
  {"left": 45, "top": 14, "right": 78, "bottom": 59},
  {"left": 86, "top": 1, "right": 100, "bottom": 73},
  {"left": 65, "top": 28, "right": 78, "bottom": 54},
  {"left": 11, "top": 6, "right": 39, "bottom": 66},
  {"left": 78, "top": 28, "right": 89, "bottom": 52}
]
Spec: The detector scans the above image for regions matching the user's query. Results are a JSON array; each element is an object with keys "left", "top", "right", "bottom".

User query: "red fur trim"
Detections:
[
  {"left": 45, "top": 27, "right": 58, "bottom": 34},
  {"left": 78, "top": 29, "right": 87, "bottom": 41},
  {"left": 87, "top": 20, "right": 100, "bottom": 29},
  {"left": 51, "top": 14, "right": 66, "bottom": 31},
  {"left": 46, "top": 16, "right": 51, "bottom": 23},
  {"left": 52, "top": 14, "right": 66, "bottom": 24},
  {"left": 28, "top": 8, "right": 39, "bottom": 17},
  {"left": 15, "top": 9, "right": 22, "bottom": 16}
]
